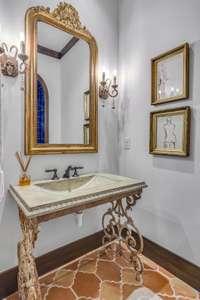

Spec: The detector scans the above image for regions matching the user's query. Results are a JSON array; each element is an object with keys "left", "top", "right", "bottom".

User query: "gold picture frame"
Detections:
[
  {"left": 151, "top": 43, "right": 189, "bottom": 105},
  {"left": 83, "top": 123, "right": 90, "bottom": 145},
  {"left": 84, "top": 90, "right": 90, "bottom": 121},
  {"left": 150, "top": 107, "right": 190, "bottom": 156},
  {"left": 25, "top": 3, "right": 98, "bottom": 155}
]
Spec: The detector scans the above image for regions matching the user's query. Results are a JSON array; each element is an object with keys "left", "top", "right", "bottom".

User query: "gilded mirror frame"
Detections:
[{"left": 25, "top": 3, "right": 98, "bottom": 154}]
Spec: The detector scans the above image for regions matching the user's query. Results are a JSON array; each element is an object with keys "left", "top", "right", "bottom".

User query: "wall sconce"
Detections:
[
  {"left": 99, "top": 67, "right": 119, "bottom": 109},
  {"left": 0, "top": 30, "right": 28, "bottom": 77}
]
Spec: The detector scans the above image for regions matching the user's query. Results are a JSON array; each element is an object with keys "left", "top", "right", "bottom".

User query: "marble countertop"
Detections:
[{"left": 9, "top": 173, "right": 147, "bottom": 218}]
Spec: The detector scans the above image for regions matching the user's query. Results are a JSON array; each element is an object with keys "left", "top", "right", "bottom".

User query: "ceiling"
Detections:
[{"left": 38, "top": 21, "right": 73, "bottom": 52}]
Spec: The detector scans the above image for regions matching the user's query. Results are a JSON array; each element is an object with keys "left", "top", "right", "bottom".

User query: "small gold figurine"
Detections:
[{"left": 15, "top": 152, "right": 32, "bottom": 186}]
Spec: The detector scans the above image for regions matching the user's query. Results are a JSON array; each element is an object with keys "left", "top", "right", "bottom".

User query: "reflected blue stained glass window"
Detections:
[{"left": 37, "top": 77, "right": 48, "bottom": 144}]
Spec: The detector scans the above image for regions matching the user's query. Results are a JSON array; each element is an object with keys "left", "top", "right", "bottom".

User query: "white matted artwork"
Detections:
[
  {"left": 151, "top": 43, "right": 189, "bottom": 105},
  {"left": 156, "top": 114, "right": 184, "bottom": 150},
  {"left": 157, "top": 53, "right": 183, "bottom": 100},
  {"left": 150, "top": 107, "right": 190, "bottom": 156}
]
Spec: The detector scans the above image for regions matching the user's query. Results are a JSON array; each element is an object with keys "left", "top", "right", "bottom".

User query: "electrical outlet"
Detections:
[{"left": 124, "top": 137, "right": 131, "bottom": 150}]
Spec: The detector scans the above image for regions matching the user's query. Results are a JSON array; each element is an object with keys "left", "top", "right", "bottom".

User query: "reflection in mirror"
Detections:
[
  {"left": 37, "top": 74, "right": 49, "bottom": 144},
  {"left": 37, "top": 21, "right": 90, "bottom": 145}
]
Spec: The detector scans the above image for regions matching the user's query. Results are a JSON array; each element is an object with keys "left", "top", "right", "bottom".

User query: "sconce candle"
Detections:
[
  {"left": 18, "top": 32, "right": 28, "bottom": 73},
  {"left": 102, "top": 66, "right": 106, "bottom": 82},
  {"left": 113, "top": 69, "right": 117, "bottom": 85},
  {"left": 99, "top": 67, "right": 119, "bottom": 109},
  {"left": 19, "top": 32, "right": 25, "bottom": 54}
]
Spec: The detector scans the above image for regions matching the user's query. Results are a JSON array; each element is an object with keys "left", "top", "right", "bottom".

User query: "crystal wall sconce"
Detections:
[
  {"left": 0, "top": 32, "right": 28, "bottom": 77},
  {"left": 99, "top": 67, "right": 119, "bottom": 109}
]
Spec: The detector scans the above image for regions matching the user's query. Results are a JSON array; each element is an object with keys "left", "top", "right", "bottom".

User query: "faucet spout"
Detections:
[{"left": 63, "top": 166, "right": 73, "bottom": 179}]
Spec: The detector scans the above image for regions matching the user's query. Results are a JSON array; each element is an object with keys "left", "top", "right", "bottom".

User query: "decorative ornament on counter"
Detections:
[{"left": 15, "top": 151, "right": 32, "bottom": 186}]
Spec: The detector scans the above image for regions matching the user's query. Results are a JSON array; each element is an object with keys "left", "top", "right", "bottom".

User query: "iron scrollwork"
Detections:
[{"left": 102, "top": 192, "right": 144, "bottom": 285}]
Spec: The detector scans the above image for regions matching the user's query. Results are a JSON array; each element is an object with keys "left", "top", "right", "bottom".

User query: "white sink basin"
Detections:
[{"left": 35, "top": 175, "right": 95, "bottom": 192}]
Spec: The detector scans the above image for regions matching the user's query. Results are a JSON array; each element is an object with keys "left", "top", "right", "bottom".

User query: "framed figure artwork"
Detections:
[
  {"left": 151, "top": 43, "right": 189, "bottom": 105},
  {"left": 150, "top": 107, "right": 190, "bottom": 156}
]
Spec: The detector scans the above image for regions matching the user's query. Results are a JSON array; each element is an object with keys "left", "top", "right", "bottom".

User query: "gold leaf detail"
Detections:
[
  {"left": 51, "top": 2, "right": 82, "bottom": 30},
  {"left": 32, "top": 6, "right": 50, "bottom": 14}
]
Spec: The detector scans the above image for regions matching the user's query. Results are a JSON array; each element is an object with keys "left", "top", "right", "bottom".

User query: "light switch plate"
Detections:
[{"left": 124, "top": 137, "right": 131, "bottom": 150}]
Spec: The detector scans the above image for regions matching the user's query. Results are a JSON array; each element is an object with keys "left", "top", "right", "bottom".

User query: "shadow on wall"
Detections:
[
  {"left": 153, "top": 41, "right": 200, "bottom": 175},
  {"left": 118, "top": 94, "right": 131, "bottom": 156},
  {"left": 134, "top": 203, "right": 196, "bottom": 263}
]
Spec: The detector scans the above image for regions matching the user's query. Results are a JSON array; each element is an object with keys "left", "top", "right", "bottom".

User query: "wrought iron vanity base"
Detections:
[
  {"left": 17, "top": 192, "right": 144, "bottom": 299},
  {"left": 18, "top": 209, "right": 42, "bottom": 300},
  {"left": 102, "top": 194, "right": 144, "bottom": 285}
]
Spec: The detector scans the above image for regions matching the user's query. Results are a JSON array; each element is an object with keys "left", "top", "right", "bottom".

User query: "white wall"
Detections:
[
  {"left": 61, "top": 40, "right": 89, "bottom": 143},
  {"left": 0, "top": 0, "right": 119, "bottom": 271},
  {"left": 118, "top": 0, "right": 200, "bottom": 266}
]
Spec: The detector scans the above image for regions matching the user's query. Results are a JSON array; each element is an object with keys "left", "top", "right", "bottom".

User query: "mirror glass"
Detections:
[{"left": 37, "top": 21, "right": 90, "bottom": 145}]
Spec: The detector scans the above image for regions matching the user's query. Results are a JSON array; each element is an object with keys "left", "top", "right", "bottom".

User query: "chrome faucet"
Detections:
[
  {"left": 45, "top": 169, "right": 59, "bottom": 180},
  {"left": 63, "top": 166, "right": 84, "bottom": 178},
  {"left": 63, "top": 166, "right": 73, "bottom": 179},
  {"left": 72, "top": 166, "right": 84, "bottom": 177}
]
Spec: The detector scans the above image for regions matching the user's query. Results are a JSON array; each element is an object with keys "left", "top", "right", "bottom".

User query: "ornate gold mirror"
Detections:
[{"left": 25, "top": 3, "right": 98, "bottom": 154}]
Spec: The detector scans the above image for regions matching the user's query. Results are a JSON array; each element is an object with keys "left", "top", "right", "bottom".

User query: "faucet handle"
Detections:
[
  {"left": 45, "top": 169, "right": 59, "bottom": 180},
  {"left": 72, "top": 166, "right": 84, "bottom": 177}
]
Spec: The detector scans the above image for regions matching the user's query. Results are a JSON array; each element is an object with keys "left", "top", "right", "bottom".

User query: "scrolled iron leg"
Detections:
[
  {"left": 102, "top": 193, "right": 144, "bottom": 285},
  {"left": 18, "top": 209, "right": 42, "bottom": 300}
]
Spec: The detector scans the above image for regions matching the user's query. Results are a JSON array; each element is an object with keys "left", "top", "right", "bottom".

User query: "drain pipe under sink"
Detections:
[{"left": 75, "top": 211, "right": 84, "bottom": 227}]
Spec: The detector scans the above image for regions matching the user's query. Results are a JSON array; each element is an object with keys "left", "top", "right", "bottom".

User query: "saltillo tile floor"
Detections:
[{"left": 6, "top": 242, "right": 200, "bottom": 300}]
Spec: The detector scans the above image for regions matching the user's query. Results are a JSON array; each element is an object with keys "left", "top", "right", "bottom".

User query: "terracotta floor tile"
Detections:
[
  {"left": 171, "top": 278, "right": 197, "bottom": 298},
  {"left": 99, "top": 250, "right": 114, "bottom": 261},
  {"left": 72, "top": 272, "right": 100, "bottom": 298},
  {"left": 65, "top": 260, "right": 79, "bottom": 271},
  {"left": 122, "top": 284, "right": 138, "bottom": 300},
  {"left": 99, "top": 246, "right": 115, "bottom": 261},
  {"left": 100, "top": 281, "right": 121, "bottom": 300},
  {"left": 143, "top": 270, "right": 173, "bottom": 295},
  {"left": 142, "top": 256, "right": 158, "bottom": 270},
  {"left": 84, "top": 250, "right": 99, "bottom": 260},
  {"left": 41, "top": 285, "right": 49, "bottom": 298},
  {"left": 45, "top": 287, "right": 76, "bottom": 300},
  {"left": 6, "top": 293, "right": 19, "bottom": 300},
  {"left": 115, "top": 254, "right": 132, "bottom": 268},
  {"left": 5, "top": 241, "right": 200, "bottom": 300},
  {"left": 40, "top": 272, "right": 55, "bottom": 285},
  {"left": 54, "top": 269, "right": 75, "bottom": 287},
  {"left": 97, "top": 260, "right": 121, "bottom": 282},
  {"left": 122, "top": 268, "right": 139, "bottom": 285},
  {"left": 158, "top": 296, "right": 177, "bottom": 300},
  {"left": 78, "top": 258, "right": 97, "bottom": 273},
  {"left": 178, "top": 298, "right": 194, "bottom": 300},
  {"left": 158, "top": 266, "right": 175, "bottom": 279}
]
